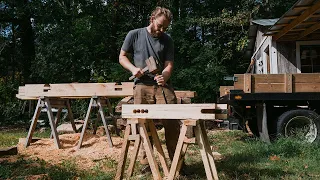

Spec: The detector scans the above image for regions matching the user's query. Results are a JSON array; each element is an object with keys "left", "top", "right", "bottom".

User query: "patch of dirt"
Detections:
[{"left": 15, "top": 130, "right": 131, "bottom": 170}]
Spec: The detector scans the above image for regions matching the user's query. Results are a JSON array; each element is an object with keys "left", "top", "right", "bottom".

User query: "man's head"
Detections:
[{"left": 149, "top": 7, "right": 172, "bottom": 37}]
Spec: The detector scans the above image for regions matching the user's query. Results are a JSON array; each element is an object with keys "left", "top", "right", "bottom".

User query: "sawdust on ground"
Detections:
[{"left": 15, "top": 130, "right": 131, "bottom": 170}]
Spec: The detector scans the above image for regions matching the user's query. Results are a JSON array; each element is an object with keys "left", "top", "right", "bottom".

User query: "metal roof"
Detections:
[
  {"left": 265, "top": 0, "right": 320, "bottom": 41},
  {"left": 252, "top": 19, "right": 279, "bottom": 26}
]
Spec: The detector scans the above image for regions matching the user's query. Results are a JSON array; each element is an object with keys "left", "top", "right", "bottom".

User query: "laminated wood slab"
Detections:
[
  {"left": 24, "top": 82, "right": 134, "bottom": 97},
  {"left": 122, "top": 104, "right": 227, "bottom": 120},
  {"left": 17, "top": 83, "right": 196, "bottom": 99}
]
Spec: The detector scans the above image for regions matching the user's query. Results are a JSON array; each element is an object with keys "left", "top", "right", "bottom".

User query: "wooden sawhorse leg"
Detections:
[
  {"left": 49, "top": 99, "right": 77, "bottom": 138},
  {"left": 25, "top": 97, "right": 61, "bottom": 149},
  {"left": 77, "top": 96, "right": 113, "bottom": 149},
  {"left": 115, "top": 119, "right": 168, "bottom": 180},
  {"left": 168, "top": 119, "right": 218, "bottom": 180}
]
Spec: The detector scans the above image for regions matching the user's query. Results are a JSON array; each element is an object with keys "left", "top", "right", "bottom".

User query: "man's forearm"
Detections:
[
  {"left": 119, "top": 55, "right": 136, "bottom": 73},
  {"left": 162, "top": 61, "right": 174, "bottom": 83}
]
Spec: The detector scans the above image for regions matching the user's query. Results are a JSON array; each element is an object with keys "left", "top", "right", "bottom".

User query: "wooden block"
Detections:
[
  {"left": 57, "top": 123, "right": 82, "bottom": 133},
  {"left": 24, "top": 82, "right": 134, "bottom": 97},
  {"left": 122, "top": 104, "right": 227, "bottom": 120},
  {"left": 219, "top": 86, "right": 234, "bottom": 97},
  {"left": 244, "top": 74, "right": 252, "bottom": 93},
  {"left": 0, "top": 146, "right": 18, "bottom": 156},
  {"left": 174, "top": 91, "right": 197, "bottom": 98},
  {"left": 285, "top": 74, "right": 292, "bottom": 93}
]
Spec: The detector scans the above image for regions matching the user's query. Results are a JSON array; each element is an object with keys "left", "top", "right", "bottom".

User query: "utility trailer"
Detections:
[{"left": 218, "top": 73, "right": 320, "bottom": 143}]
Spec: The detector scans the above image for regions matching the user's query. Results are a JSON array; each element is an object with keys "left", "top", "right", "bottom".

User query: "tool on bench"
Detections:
[{"left": 129, "top": 56, "right": 168, "bottom": 104}]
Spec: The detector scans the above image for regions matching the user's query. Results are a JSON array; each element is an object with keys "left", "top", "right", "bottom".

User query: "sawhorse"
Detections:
[
  {"left": 168, "top": 119, "right": 218, "bottom": 180},
  {"left": 25, "top": 97, "right": 77, "bottom": 149},
  {"left": 118, "top": 103, "right": 227, "bottom": 179},
  {"left": 115, "top": 118, "right": 169, "bottom": 180},
  {"left": 77, "top": 96, "right": 117, "bottom": 149}
]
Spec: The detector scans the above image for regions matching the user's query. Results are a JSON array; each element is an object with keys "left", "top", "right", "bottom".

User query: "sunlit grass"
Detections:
[{"left": 1, "top": 129, "right": 320, "bottom": 179}]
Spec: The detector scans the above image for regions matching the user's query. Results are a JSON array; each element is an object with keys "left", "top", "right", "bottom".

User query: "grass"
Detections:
[
  {"left": 0, "top": 128, "right": 51, "bottom": 148},
  {"left": 1, "top": 129, "right": 320, "bottom": 179}
]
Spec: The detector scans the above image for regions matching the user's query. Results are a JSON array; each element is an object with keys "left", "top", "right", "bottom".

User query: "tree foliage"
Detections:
[{"left": 0, "top": 0, "right": 297, "bottom": 122}]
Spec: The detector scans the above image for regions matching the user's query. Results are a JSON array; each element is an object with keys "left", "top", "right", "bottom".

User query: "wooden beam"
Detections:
[
  {"left": 274, "top": 1, "right": 320, "bottom": 41},
  {"left": 283, "top": 15, "right": 299, "bottom": 20},
  {"left": 122, "top": 104, "right": 228, "bottom": 120},
  {"left": 291, "top": 28, "right": 306, "bottom": 31},
  {"left": 18, "top": 83, "right": 196, "bottom": 99},
  {"left": 300, "top": 21, "right": 317, "bottom": 25},
  {"left": 310, "top": 13, "right": 320, "bottom": 17},
  {"left": 298, "top": 23, "right": 320, "bottom": 39},
  {"left": 292, "top": 5, "right": 310, "bottom": 11},
  {"left": 273, "top": 23, "right": 289, "bottom": 27}
]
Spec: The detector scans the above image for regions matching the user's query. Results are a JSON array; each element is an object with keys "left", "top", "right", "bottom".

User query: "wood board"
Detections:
[
  {"left": 121, "top": 104, "right": 228, "bottom": 120},
  {"left": 16, "top": 82, "right": 196, "bottom": 99},
  {"left": 233, "top": 73, "right": 320, "bottom": 93}
]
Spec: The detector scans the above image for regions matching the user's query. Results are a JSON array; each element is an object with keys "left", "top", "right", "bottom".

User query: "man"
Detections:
[{"left": 119, "top": 7, "right": 181, "bottom": 169}]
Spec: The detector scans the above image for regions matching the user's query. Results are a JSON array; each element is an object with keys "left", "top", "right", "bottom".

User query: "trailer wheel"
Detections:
[{"left": 277, "top": 109, "right": 320, "bottom": 143}]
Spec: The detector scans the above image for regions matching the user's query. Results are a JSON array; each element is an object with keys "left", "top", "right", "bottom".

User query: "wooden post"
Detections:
[
  {"left": 77, "top": 97, "right": 94, "bottom": 149},
  {"left": 167, "top": 120, "right": 219, "bottom": 180},
  {"left": 115, "top": 125, "right": 131, "bottom": 180},
  {"left": 25, "top": 98, "right": 42, "bottom": 148},
  {"left": 257, "top": 103, "right": 270, "bottom": 143},
  {"left": 138, "top": 120, "right": 161, "bottom": 179},
  {"left": 44, "top": 98, "right": 61, "bottom": 149},
  {"left": 106, "top": 98, "right": 120, "bottom": 136},
  {"left": 285, "top": 74, "right": 293, "bottom": 93},
  {"left": 50, "top": 107, "right": 62, "bottom": 139},
  {"left": 78, "top": 96, "right": 113, "bottom": 149},
  {"left": 244, "top": 74, "right": 252, "bottom": 93},
  {"left": 97, "top": 98, "right": 113, "bottom": 148}
]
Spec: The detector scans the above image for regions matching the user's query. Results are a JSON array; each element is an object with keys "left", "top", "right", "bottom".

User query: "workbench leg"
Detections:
[
  {"left": 25, "top": 99, "right": 42, "bottom": 148},
  {"left": 66, "top": 100, "right": 77, "bottom": 133},
  {"left": 127, "top": 134, "right": 141, "bottom": 177},
  {"left": 77, "top": 97, "right": 94, "bottom": 149},
  {"left": 168, "top": 124, "right": 188, "bottom": 180},
  {"left": 45, "top": 98, "right": 61, "bottom": 149},
  {"left": 176, "top": 143, "right": 189, "bottom": 177},
  {"left": 50, "top": 108, "right": 62, "bottom": 139},
  {"left": 106, "top": 98, "right": 120, "bottom": 136},
  {"left": 115, "top": 125, "right": 131, "bottom": 180},
  {"left": 195, "top": 122, "right": 217, "bottom": 180},
  {"left": 98, "top": 99, "right": 113, "bottom": 148},
  {"left": 148, "top": 120, "right": 169, "bottom": 176},
  {"left": 138, "top": 121, "right": 161, "bottom": 180},
  {"left": 199, "top": 121, "right": 218, "bottom": 180}
]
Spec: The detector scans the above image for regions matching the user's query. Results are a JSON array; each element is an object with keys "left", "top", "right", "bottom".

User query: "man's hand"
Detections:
[
  {"left": 154, "top": 74, "right": 166, "bottom": 86},
  {"left": 132, "top": 67, "right": 144, "bottom": 78}
]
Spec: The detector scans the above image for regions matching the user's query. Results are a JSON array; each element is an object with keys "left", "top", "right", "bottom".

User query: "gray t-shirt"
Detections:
[{"left": 121, "top": 27, "right": 174, "bottom": 85}]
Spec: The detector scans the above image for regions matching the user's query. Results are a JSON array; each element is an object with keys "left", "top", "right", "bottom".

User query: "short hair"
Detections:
[{"left": 151, "top": 7, "right": 172, "bottom": 22}]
